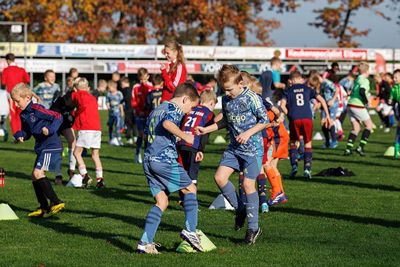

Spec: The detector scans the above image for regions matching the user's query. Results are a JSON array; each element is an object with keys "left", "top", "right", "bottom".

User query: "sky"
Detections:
[{"left": 246, "top": 0, "right": 400, "bottom": 48}]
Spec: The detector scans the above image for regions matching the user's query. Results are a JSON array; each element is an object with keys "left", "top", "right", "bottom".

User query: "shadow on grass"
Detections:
[
  {"left": 30, "top": 219, "right": 135, "bottom": 253},
  {"left": 91, "top": 187, "right": 214, "bottom": 209},
  {"left": 314, "top": 156, "right": 399, "bottom": 169},
  {"left": 273, "top": 206, "right": 400, "bottom": 228},
  {"left": 0, "top": 146, "right": 34, "bottom": 154},
  {"left": 4, "top": 170, "right": 31, "bottom": 180},
  {"left": 308, "top": 177, "right": 400, "bottom": 192}
]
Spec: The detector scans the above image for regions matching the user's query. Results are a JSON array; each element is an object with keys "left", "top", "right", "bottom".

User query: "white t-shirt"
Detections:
[{"left": 0, "top": 90, "right": 10, "bottom": 116}]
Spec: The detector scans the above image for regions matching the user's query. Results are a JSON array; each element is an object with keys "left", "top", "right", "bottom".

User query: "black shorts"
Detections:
[
  {"left": 178, "top": 147, "right": 200, "bottom": 184},
  {"left": 57, "top": 114, "right": 74, "bottom": 135}
]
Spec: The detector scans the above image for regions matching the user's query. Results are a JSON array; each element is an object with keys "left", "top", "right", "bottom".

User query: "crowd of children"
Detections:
[{"left": 2, "top": 44, "right": 400, "bottom": 254}]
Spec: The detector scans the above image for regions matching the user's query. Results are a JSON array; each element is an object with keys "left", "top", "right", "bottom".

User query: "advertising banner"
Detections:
[
  {"left": 0, "top": 42, "right": 38, "bottom": 56},
  {"left": 285, "top": 48, "right": 368, "bottom": 60},
  {"left": 59, "top": 44, "right": 157, "bottom": 58}
]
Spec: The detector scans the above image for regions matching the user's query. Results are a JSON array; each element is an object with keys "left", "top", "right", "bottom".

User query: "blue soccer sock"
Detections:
[
  {"left": 289, "top": 144, "right": 298, "bottom": 167},
  {"left": 245, "top": 192, "right": 259, "bottom": 231},
  {"left": 238, "top": 173, "right": 246, "bottom": 204},
  {"left": 108, "top": 126, "right": 113, "bottom": 140},
  {"left": 304, "top": 148, "right": 312, "bottom": 172},
  {"left": 256, "top": 174, "right": 267, "bottom": 204},
  {"left": 330, "top": 126, "right": 337, "bottom": 142},
  {"left": 136, "top": 136, "right": 143, "bottom": 155},
  {"left": 183, "top": 193, "right": 198, "bottom": 232},
  {"left": 298, "top": 138, "right": 305, "bottom": 155},
  {"left": 220, "top": 181, "right": 245, "bottom": 212},
  {"left": 390, "top": 114, "right": 395, "bottom": 127},
  {"left": 140, "top": 205, "right": 163, "bottom": 244}
]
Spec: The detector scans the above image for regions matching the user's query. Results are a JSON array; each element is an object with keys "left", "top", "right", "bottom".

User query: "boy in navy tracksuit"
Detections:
[{"left": 11, "top": 83, "right": 65, "bottom": 218}]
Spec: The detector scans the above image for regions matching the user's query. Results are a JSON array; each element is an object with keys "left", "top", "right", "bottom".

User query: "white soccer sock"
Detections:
[
  {"left": 69, "top": 149, "right": 77, "bottom": 171},
  {"left": 79, "top": 166, "right": 87, "bottom": 176},
  {"left": 95, "top": 169, "right": 103, "bottom": 179}
]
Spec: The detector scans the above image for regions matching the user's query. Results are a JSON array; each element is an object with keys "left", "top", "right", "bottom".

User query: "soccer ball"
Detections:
[{"left": 66, "top": 174, "right": 83, "bottom": 187}]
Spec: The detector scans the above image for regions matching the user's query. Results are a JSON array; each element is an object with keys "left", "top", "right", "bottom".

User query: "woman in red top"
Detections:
[{"left": 160, "top": 40, "right": 187, "bottom": 102}]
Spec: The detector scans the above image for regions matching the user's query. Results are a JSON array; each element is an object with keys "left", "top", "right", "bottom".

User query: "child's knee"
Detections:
[
  {"left": 304, "top": 141, "right": 312, "bottom": 148},
  {"left": 182, "top": 183, "right": 197, "bottom": 195},
  {"left": 91, "top": 150, "right": 99, "bottom": 159},
  {"left": 242, "top": 178, "right": 256, "bottom": 193},
  {"left": 156, "top": 197, "right": 169, "bottom": 211},
  {"left": 214, "top": 173, "right": 227, "bottom": 186},
  {"left": 32, "top": 169, "right": 44, "bottom": 180},
  {"left": 73, "top": 147, "right": 82, "bottom": 157}
]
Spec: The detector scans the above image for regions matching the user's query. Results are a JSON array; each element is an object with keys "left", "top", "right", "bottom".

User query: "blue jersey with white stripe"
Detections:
[
  {"left": 14, "top": 101, "right": 63, "bottom": 154},
  {"left": 222, "top": 88, "right": 269, "bottom": 157},
  {"left": 144, "top": 101, "right": 184, "bottom": 163}
]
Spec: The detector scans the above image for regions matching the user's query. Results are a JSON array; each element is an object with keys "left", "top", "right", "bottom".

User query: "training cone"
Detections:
[
  {"left": 213, "top": 135, "right": 226, "bottom": 144},
  {"left": 176, "top": 230, "right": 217, "bottom": 253},
  {"left": 0, "top": 203, "right": 19, "bottom": 220},
  {"left": 313, "top": 132, "right": 324, "bottom": 141},
  {"left": 209, "top": 194, "right": 234, "bottom": 210},
  {"left": 384, "top": 146, "right": 395, "bottom": 157}
]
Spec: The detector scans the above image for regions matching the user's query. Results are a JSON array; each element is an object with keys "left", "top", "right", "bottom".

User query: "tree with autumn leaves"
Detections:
[
  {"left": 0, "top": 0, "right": 395, "bottom": 47},
  {"left": 309, "top": 0, "right": 391, "bottom": 48}
]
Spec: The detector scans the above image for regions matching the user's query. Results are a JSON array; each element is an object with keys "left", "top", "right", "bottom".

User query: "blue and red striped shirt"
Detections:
[{"left": 178, "top": 105, "right": 215, "bottom": 151}]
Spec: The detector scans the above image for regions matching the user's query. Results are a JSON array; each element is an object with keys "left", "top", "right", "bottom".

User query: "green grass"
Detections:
[{"left": 0, "top": 111, "right": 399, "bottom": 267}]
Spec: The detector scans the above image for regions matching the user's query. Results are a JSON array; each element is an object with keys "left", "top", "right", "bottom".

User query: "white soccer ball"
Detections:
[{"left": 66, "top": 174, "right": 83, "bottom": 188}]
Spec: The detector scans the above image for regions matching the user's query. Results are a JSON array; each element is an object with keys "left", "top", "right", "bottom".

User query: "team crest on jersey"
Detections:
[
  {"left": 30, "top": 114, "right": 37, "bottom": 123},
  {"left": 238, "top": 101, "right": 248, "bottom": 112}
]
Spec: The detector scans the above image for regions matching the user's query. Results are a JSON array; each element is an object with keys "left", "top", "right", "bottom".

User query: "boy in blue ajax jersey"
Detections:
[
  {"left": 11, "top": 83, "right": 65, "bottom": 218},
  {"left": 320, "top": 74, "right": 339, "bottom": 149},
  {"left": 33, "top": 69, "right": 61, "bottom": 109},
  {"left": 196, "top": 65, "right": 269, "bottom": 245},
  {"left": 137, "top": 83, "right": 204, "bottom": 254},
  {"left": 106, "top": 80, "right": 124, "bottom": 145}
]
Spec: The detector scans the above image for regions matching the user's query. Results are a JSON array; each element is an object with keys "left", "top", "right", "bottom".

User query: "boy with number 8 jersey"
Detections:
[{"left": 280, "top": 71, "right": 331, "bottom": 179}]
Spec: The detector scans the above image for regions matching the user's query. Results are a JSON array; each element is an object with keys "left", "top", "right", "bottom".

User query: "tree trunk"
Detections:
[{"left": 339, "top": 5, "right": 352, "bottom": 45}]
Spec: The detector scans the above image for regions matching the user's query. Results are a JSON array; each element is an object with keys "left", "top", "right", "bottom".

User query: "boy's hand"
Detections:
[
  {"left": 323, "top": 118, "right": 331, "bottom": 128},
  {"left": 236, "top": 131, "right": 251, "bottom": 144},
  {"left": 182, "top": 133, "right": 194, "bottom": 145},
  {"left": 195, "top": 126, "right": 208, "bottom": 135},
  {"left": 42, "top": 127, "right": 49, "bottom": 136},
  {"left": 271, "top": 121, "right": 280, "bottom": 127},
  {"left": 327, "top": 100, "right": 334, "bottom": 107},
  {"left": 17, "top": 137, "right": 24, "bottom": 143},
  {"left": 195, "top": 151, "right": 204, "bottom": 162}
]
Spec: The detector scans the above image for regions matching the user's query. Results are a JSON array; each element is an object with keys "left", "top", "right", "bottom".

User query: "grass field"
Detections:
[{"left": 0, "top": 111, "right": 399, "bottom": 267}]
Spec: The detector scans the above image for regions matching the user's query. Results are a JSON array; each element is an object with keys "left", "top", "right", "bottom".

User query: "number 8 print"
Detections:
[{"left": 296, "top": 94, "right": 304, "bottom": 106}]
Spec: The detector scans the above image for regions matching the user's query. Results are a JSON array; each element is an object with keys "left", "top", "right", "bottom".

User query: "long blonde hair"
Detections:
[{"left": 164, "top": 40, "right": 185, "bottom": 75}]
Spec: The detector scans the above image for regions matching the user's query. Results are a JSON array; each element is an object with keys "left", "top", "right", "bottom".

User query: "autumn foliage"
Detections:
[
  {"left": 0, "top": 0, "right": 391, "bottom": 47},
  {"left": 0, "top": 0, "right": 293, "bottom": 46},
  {"left": 309, "top": 0, "right": 387, "bottom": 47}
]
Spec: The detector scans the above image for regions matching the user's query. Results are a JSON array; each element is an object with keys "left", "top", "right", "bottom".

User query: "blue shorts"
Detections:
[
  {"left": 219, "top": 149, "right": 262, "bottom": 180},
  {"left": 143, "top": 160, "right": 193, "bottom": 197},
  {"left": 34, "top": 149, "right": 62, "bottom": 172},
  {"left": 135, "top": 117, "right": 146, "bottom": 133}
]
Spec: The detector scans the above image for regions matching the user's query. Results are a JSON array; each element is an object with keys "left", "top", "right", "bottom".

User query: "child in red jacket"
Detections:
[{"left": 160, "top": 40, "right": 187, "bottom": 102}]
